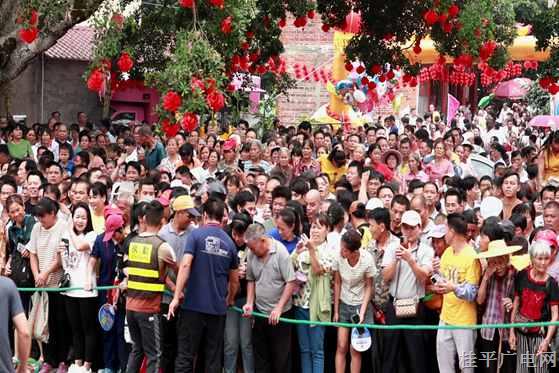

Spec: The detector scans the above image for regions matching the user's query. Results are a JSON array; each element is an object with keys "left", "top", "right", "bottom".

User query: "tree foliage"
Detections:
[{"left": 0, "top": 0, "right": 103, "bottom": 90}]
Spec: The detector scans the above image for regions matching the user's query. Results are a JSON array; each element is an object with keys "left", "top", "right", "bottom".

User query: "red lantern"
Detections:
[
  {"left": 87, "top": 69, "right": 104, "bottom": 92},
  {"left": 162, "top": 91, "right": 182, "bottom": 112},
  {"left": 413, "top": 45, "right": 422, "bottom": 54},
  {"left": 209, "top": 0, "right": 224, "bottom": 8},
  {"left": 221, "top": 16, "right": 233, "bottom": 34},
  {"left": 356, "top": 65, "right": 365, "bottom": 74},
  {"left": 161, "top": 119, "right": 180, "bottom": 137},
  {"left": 117, "top": 52, "right": 134, "bottom": 73},
  {"left": 179, "top": 0, "right": 194, "bottom": 8},
  {"left": 206, "top": 89, "right": 225, "bottom": 112},
  {"left": 540, "top": 77, "right": 554, "bottom": 90},
  {"left": 321, "top": 24, "right": 330, "bottom": 32},
  {"left": 438, "top": 13, "right": 448, "bottom": 24},
  {"left": 442, "top": 22, "right": 452, "bottom": 33},
  {"left": 386, "top": 70, "right": 395, "bottom": 80},
  {"left": 423, "top": 10, "right": 439, "bottom": 26},
  {"left": 448, "top": 4, "right": 460, "bottom": 18},
  {"left": 307, "top": 10, "right": 315, "bottom": 19},
  {"left": 278, "top": 18, "right": 286, "bottom": 28},
  {"left": 182, "top": 112, "right": 198, "bottom": 132},
  {"left": 345, "top": 63, "right": 353, "bottom": 72},
  {"left": 371, "top": 64, "right": 382, "bottom": 75},
  {"left": 19, "top": 27, "right": 38, "bottom": 44},
  {"left": 549, "top": 84, "right": 559, "bottom": 95}
]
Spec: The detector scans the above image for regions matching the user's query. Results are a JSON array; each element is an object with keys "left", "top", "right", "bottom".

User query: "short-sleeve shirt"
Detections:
[
  {"left": 268, "top": 228, "right": 300, "bottom": 254},
  {"left": 382, "top": 241, "right": 434, "bottom": 299},
  {"left": 91, "top": 234, "right": 120, "bottom": 287},
  {"left": 246, "top": 239, "right": 295, "bottom": 313},
  {"left": 27, "top": 219, "right": 68, "bottom": 287},
  {"left": 0, "top": 278, "right": 24, "bottom": 373},
  {"left": 515, "top": 269, "right": 559, "bottom": 329},
  {"left": 181, "top": 224, "right": 238, "bottom": 315},
  {"left": 145, "top": 141, "right": 166, "bottom": 169},
  {"left": 366, "top": 234, "right": 400, "bottom": 308},
  {"left": 439, "top": 245, "right": 481, "bottom": 326},
  {"left": 159, "top": 223, "right": 193, "bottom": 304},
  {"left": 333, "top": 249, "right": 377, "bottom": 306}
]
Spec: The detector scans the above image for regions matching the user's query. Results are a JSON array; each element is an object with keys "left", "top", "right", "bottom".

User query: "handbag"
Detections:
[
  {"left": 393, "top": 259, "right": 419, "bottom": 319},
  {"left": 10, "top": 251, "right": 34, "bottom": 287}
]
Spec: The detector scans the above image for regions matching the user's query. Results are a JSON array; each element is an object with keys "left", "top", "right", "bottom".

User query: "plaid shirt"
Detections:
[{"left": 480, "top": 267, "right": 516, "bottom": 341}]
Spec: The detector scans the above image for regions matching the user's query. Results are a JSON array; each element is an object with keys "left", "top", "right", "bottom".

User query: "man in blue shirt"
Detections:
[
  {"left": 168, "top": 198, "right": 239, "bottom": 373},
  {"left": 138, "top": 124, "right": 166, "bottom": 169}
]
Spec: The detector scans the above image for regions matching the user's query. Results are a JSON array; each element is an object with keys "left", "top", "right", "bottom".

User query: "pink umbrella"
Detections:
[
  {"left": 494, "top": 78, "right": 532, "bottom": 100},
  {"left": 529, "top": 115, "right": 559, "bottom": 128}
]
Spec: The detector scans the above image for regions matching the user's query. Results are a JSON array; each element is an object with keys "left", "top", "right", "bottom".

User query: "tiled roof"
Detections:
[{"left": 45, "top": 26, "right": 94, "bottom": 61}]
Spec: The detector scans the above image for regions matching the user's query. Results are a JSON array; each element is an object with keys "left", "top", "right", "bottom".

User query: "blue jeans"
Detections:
[
  {"left": 224, "top": 298, "right": 254, "bottom": 373},
  {"left": 294, "top": 306, "right": 325, "bottom": 373}
]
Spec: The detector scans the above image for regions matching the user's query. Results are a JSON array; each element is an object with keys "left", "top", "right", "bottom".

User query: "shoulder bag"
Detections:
[{"left": 393, "top": 254, "right": 419, "bottom": 319}]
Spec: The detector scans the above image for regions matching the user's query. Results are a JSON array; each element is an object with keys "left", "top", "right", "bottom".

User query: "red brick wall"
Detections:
[
  {"left": 278, "top": 17, "right": 333, "bottom": 126},
  {"left": 279, "top": 17, "right": 418, "bottom": 126}
]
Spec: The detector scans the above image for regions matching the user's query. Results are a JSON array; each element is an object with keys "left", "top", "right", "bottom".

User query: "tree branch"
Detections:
[{"left": 0, "top": 0, "right": 104, "bottom": 90}]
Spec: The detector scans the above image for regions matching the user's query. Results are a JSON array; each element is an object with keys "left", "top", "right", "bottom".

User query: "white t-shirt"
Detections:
[
  {"left": 333, "top": 249, "right": 376, "bottom": 306},
  {"left": 61, "top": 231, "right": 98, "bottom": 298}
]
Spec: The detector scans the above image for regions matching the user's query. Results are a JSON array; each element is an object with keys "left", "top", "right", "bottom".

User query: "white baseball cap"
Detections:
[{"left": 401, "top": 210, "right": 421, "bottom": 227}]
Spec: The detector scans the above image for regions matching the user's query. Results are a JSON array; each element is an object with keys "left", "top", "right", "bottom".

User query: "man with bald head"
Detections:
[
  {"left": 305, "top": 189, "right": 321, "bottom": 223},
  {"left": 410, "top": 195, "right": 434, "bottom": 245}
]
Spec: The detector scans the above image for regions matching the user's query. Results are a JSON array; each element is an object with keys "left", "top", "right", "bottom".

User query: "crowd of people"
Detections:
[{"left": 0, "top": 101, "right": 559, "bottom": 373}]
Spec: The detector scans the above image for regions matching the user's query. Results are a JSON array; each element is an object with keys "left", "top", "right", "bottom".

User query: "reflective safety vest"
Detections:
[{"left": 126, "top": 235, "right": 165, "bottom": 299}]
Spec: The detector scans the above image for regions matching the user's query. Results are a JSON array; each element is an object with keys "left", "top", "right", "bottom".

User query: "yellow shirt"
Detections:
[
  {"left": 544, "top": 150, "right": 559, "bottom": 182},
  {"left": 91, "top": 211, "right": 105, "bottom": 234},
  {"left": 439, "top": 245, "right": 481, "bottom": 325},
  {"left": 319, "top": 155, "right": 347, "bottom": 192}
]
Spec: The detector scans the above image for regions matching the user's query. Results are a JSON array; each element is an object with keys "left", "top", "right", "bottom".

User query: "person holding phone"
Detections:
[
  {"left": 333, "top": 229, "right": 375, "bottom": 373},
  {"left": 291, "top": 214, "right": 335, "bottom": 373},
  {"left": 60, "top": 202, "right": 98, "bottom": 373},
  {"left": 381, "top": 210, "right": 433, "bottom": 373}
]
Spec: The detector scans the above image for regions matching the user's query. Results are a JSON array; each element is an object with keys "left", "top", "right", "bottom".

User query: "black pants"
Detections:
[
  {"left": 252, "top": 308, "right": 292, "bottom": 373},
  {"left": 65, "top": 296, "right": 98, "bottom": 363},
  {"left": 126, "top": 310, "right": 161, "bottom": 373},
  {"left": 175, "top": 309, "right": 226, "bottom": 373},
  {"left": 476, "top": 331, "right": 515, "bottom": 373},
  {"left": 382, "top": 301, "right": 428, "bottom": 373},
  {"left": 44, "top": 292, "right": 70, "bottom": 367},
  {"left": 160, "top": 303, "right": 177, "bottom": 373}
]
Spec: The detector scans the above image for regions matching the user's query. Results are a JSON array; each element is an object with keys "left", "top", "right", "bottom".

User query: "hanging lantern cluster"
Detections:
[
  {"left": 292, "top": 63, "right": 332, "bottom": 83},
  {"left": 449, "top": 69, "right": 476, "bottom": 86}
]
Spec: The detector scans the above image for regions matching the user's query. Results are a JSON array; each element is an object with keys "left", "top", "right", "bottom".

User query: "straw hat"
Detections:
[
  {"left": 381, "top": 149, "right": 402, "bottom": 165},
  {"left": 476, "top": 240, "right": 521, "bottom": 259}
]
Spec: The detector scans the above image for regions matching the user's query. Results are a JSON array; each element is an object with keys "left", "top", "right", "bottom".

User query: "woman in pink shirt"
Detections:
[
  {"left": 403, "top": 153, "right": 429, "bottom": 192},
  {"left": 425, "top": 139, "right": 454, "bottom": 186}
]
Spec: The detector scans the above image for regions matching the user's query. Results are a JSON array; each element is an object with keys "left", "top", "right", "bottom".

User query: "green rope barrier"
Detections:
[
  {"left": 16, "top": 286, "right": 559, "bottom": 331},
  {"left": 16, "top": 285, "right": 118, "bottom": 292},
  {"left": 231, "top": 306, "right": 559, "bottom": 330}
]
